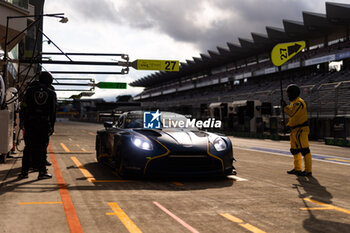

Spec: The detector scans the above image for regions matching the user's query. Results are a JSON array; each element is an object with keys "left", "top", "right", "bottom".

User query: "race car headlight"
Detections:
[
  {"left": 213, "top": 137, "right": 226, "bottom": 151},
  {"left": 209, "top": 135, "right": 227, "bottom": 151},
  {"left": 131, "top": 136, "right": 153, "bottom": 150}
]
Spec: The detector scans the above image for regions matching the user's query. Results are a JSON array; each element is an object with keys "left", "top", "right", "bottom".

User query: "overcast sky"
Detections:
[{"left": 43, "top": 0, "right": 346, "bottom": 101}]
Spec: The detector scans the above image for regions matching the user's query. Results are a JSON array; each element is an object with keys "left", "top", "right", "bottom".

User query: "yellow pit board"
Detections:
[
  {"left": 136, "top": 59, "right": 179, "bottom": 71},
  {"left": 271, "top": 41, "right": 305, "bottom": 67}
]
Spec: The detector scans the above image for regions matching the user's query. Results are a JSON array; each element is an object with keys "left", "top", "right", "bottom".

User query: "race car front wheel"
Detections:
[
  {"left": 96, "top": 135, "right": 102, "bottom": 163},
  {"left": 114, "top": 147, "right": 126, "bottom": 177}
]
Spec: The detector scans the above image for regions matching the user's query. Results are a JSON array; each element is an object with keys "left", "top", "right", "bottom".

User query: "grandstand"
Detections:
[{"left": 130, "top": 2, "right": 350, "bottom": 139}]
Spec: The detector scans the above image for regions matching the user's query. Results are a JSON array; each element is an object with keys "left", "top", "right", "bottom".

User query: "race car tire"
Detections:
[
  {"left": 112, "top": 136, "right": 126, "bottom": 177},
  {"left": 96, "top": 135, "right": 102, "bottom": 163},
  {"left": 114, "top": 147, "right": 128, "bottom": 177}
]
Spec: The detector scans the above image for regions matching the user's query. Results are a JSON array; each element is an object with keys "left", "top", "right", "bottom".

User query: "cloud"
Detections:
[
  {"left": 44, "top": 0, "right": 341, "bottom": 101},
  {"left": 66, "top": 0, "right": 121, "bottom": 23},
  {"left": 60, "top": 0, "right": 333, "bottom": 52}
]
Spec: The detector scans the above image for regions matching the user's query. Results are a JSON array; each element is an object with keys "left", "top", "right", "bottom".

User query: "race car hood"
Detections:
[
  {"left": 161, "top": 129, "right": 207, "bottom": 146},
  {"left": 135, "top": 128, "right": 210, "bottom": 153}
]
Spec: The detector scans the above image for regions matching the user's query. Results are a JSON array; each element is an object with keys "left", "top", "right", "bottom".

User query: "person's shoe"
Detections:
[
  {"left": 287, "top": 169, "right": 302, "bottom": 175},
  {"left": 38, "top": 172, "right": 52, "bottom": 180},
  {"left": 300, "top": 171, "right": 312, "bottom": 176},
  {"left": 18, "top": 172, "right": 29, "bottom": 179},
  {"left": 46, "top": 160, "right": 52, "bottom": 166}
]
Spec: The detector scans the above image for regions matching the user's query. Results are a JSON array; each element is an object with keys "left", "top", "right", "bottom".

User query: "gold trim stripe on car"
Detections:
[
  {"left": 143, "top": 139, "right": 170, "bottom": 175},
  {"left": 207, "top": 142, "right": 225, "bottom": 173}
]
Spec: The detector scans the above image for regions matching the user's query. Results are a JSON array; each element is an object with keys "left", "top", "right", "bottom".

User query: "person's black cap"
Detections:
[
  {"left": 39, "top": 71, "right": 53, "bottom": 86},
  {"left": 287, "top": 84, "right": 300, "bottom": 101}
]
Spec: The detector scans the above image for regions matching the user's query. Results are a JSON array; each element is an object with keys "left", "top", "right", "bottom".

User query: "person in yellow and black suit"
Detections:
[{"left": 281, "top": 84, "right": 312, "bottom": 176}]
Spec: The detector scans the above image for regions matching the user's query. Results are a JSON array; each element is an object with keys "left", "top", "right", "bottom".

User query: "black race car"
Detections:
[{"left": 96, "top": 111, "right": 236, "bottom": 177}]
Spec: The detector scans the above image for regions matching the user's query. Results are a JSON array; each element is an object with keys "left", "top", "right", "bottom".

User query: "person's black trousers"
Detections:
[{"left": 22, "top": 122, "right": 49, "bottom": 173}]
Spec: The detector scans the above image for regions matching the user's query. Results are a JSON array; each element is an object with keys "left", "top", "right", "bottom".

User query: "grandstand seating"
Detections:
[
  {"left": 141, "top": 68, "right": 350, "bottom": 118},
  {"left": 129, "top": 2, "right": 350, "bottom": 139},
  {"left": 138, "top": 40, "right": 350, "bottom": 104}
]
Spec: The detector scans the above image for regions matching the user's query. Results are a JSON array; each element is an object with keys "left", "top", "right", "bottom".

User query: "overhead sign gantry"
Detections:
[
  {"left": 22, "top": 53, "right": 180, "bottom": 74},
  {"left": 52, "top": 80, "right": 127, "bottom": 91},
  {"left": 20, "top": 52, "right": 180, "bottom": 95}
]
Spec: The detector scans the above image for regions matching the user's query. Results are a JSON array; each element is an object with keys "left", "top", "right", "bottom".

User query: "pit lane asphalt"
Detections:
[{"left": 0, "top": 121, "right": 349, "bottom": 233}]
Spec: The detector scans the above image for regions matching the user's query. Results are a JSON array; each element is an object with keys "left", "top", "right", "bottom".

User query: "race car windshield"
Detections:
[
  {"left": 125, "top": 114, "right": 143, "bottom": 128},
  {"left": 125, "top": 118, "right": 143, "bottom": 128}
]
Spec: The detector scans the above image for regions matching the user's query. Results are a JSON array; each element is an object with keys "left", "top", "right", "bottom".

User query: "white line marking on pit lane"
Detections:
[{"left": 227, "top": 175, "right": 248, "bottom": 181}]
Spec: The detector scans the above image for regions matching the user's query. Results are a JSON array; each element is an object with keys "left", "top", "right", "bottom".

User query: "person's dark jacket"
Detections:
[{"left": 20, "top": 82, "right": 57, "bottom": 131}]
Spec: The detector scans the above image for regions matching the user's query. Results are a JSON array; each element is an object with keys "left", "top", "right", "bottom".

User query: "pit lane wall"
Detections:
[{"left": 206, "top": 100, "right": 350, "bottom": 144}]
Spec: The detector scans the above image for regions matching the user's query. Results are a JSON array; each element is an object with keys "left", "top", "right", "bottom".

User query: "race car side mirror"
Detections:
[{"left": 104, "top": 121, "right": 114, "bottom": 128}]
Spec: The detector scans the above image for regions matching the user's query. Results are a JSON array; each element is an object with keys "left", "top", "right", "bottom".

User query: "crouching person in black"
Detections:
[{"left": 18, "top": 72, "right": 56, "bottom": 179}]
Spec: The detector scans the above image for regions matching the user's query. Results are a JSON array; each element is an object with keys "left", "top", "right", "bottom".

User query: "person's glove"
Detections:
[
  {"left": 280, "top": 100, "right": 287, "bottom": 107},
  {"left": 48, "top": 127, "right": 54, "bottom": 136},
  {"left": 283, "top": 125, "right": 291, "bottom": 134}
]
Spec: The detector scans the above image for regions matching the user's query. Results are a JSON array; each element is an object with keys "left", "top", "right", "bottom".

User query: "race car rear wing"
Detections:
[{"left": 98, "top": 111, "right": 123, "bottom": 125}]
